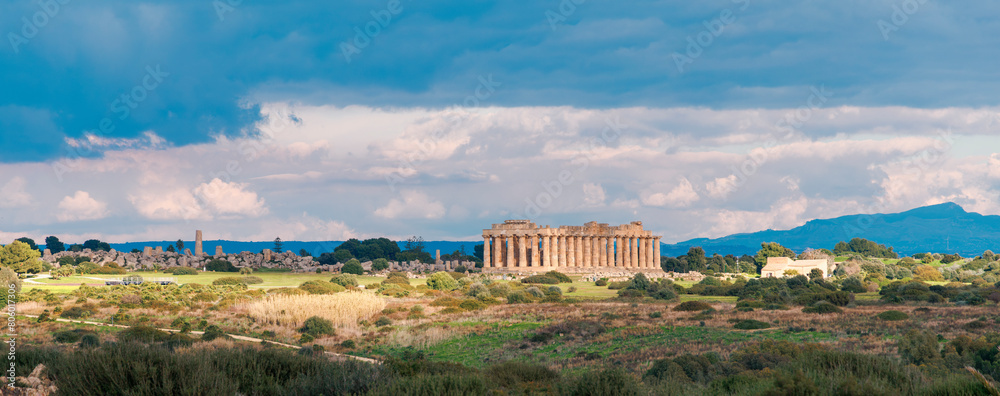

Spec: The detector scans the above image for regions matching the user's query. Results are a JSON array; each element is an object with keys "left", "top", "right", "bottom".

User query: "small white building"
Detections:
[{"left": 761, "top": 257, "right": 829, "bottom": 278}]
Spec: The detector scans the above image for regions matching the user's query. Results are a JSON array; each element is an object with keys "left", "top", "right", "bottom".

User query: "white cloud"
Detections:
[
  {"left": 130, "top": 179, "right": 268, "bottom": 220},
  {"left": 642, "top": 178, "right": 699, "bottom": 208},
  {"left": 57, "top": 191, "right": 110, "bottom": 222},
  {"left": 0, "top": 177, "right": 32, "bottom": 208},
  {"left": 247, "top": 214, "right": 359, "bottom": 241},
  {"left": 705, "top": 175, "right": 739, "bottom": 199},
  {"left": 582, "top": 183, "right": 606, "bottom": 206},
  {"left": 375, "top": 190, "right": 446, "bottom": 219}
]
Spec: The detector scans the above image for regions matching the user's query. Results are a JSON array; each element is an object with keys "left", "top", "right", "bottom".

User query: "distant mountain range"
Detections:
[
  {"left": 48, "top": 203, "right": 998, "bottom": 260},
  {"left": 661, "top": 202, "right": 1000, "bottom": 257}
]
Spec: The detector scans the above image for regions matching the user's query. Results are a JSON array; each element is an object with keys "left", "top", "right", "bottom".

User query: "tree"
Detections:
[
  {"left": 756, "top": 242, "right": 796, "bottom": 269},
  {"left": 44, "top": 236, "right": 65, "bottom": 254},
  {"left": 833, "top": 238, "right": 897, "bottom": 259},
  {"left": 299, "top": 249, "right": 312, "bottom": 257},
  {"left": 371, "top": 258, "right": 389, "bottom": 272},
  {"left": 404, "top": 236, "right": 426, "bottom": 254},
  {"left": 273, "top": 237, "right": 284, "bottom": 253},
  {"left": 166, "top": 245, "right": 176, "bottom": 253},
  {"left": 15, "top": 237, "right": 39, "bottom": 252},
  {"left": 0, "top": 241, "right": 45, "bottom": 273},
  {"left": 176, "top": 239, "right": 185, "bottom": 252},
  {"left": 808, "top": 268, "right": 824, "bottom": 280},
  {"left": 341, "top": 259, "right": 364, "bottom": 275},
  {"left": 685, "top": 247, "right": 707, "bottom": 270},
  {"left": 913, "top": 265, "right": 944, "bottom": 282},
  {"left": 82, "top": 239, "right": 111, "bottom": 252},
  {"left": 333, "top": 249, "right": 354, "bottom": 263},
  {"left": 0, "top": 267, "right": 20, "bottom": 293}
]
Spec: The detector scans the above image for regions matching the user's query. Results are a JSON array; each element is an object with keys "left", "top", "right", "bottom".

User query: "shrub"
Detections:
[
  {"left": 426, "top": 272, "right": 459, "bottom": 291},
  {"left": 484, "top": 361, "right": 559, "bottom": 387},
  {"left": 118, "top": 326, "right": 170, "bottom": 343},
  {"left": 206, "top": 259, "right": 238, "bottom": 272},
  {"left": 201, "top": 325, "right": 229, "bottom": 341},
  {"left": 341, "top": 259, "right": 364, "bottom": 275},
  {"left": 93, "top": 264, "right": 127, "bottom": 275},
  {"left": 341, "top": 339, "right": 356, "bottom": 349},
  {"left": 674, "top": 301, "right": 713, "bottom": 312},
  {"left": 298, "top": 280, "right": 346, "bottom": 295},
  {"left": 525, "top": 286, "right": 544, "bottom": 299},
  {"left": 595, "top": 279, "right": 608, "bottom": 286},
  {"left": 651, "top": 288, "right": 677, "bottom": 301},
  {"left": 169, "top": 267, "right": 199, "bottom": 275},
  {"left": 734, "top": 319, "right": 771, "bottom": 330},
  {"left": 506, "top": 291, "right": 531, "bottom": 304},
  {"left": 564, "top": 367, "right": 641, "bottom": 396},
  {"left": 459, "top": 299, "right": 486, "bottom": 311},
  {"left": 567, "top": 286, "right": 578, "bottom": 293},
  {"left": 877, "top": 310, "right": 909, "bottom": 321},
  {"left": 241, "top": 276, "right": 264, "bottom": 284},
  {"left": 371, "top": 258, "right": 389, "bottom": 272},
  {"left": 467, "top": 283, "right": 490, "bottom": 298},
  {"left": 79, "top": 333, "right": 100, "bottom": 348},
  {"left": 649, "top": 311, "right": 662, "bottom": 318},
  {"left": 521, "top": 275, "right": 559, "bottom": 284},
  {"left": 543, "top": 271, "right": 572, "bottom": 283},
  {"left": 374, "top": 317, "right": 393, "bottom": 327},
  {"left": 212, "top": 276, "right": 248, "bottom": 286},
  {"left": 330, "top": 274, "right": 359, "bottom": 287},
  {"left": 300, "top": 316, "right": 336, "bottom": 337},
  {"left": 802, "top": 302, "right": 842, "bottom": 314},
  {"left": 60, "top": 304, "right": 97, "bottom": 319},
  {"left": 53, "top": 330, "right": 83, "bottom": 343},
  {"left": 76, "top": 262, "right": 99, "bottom": 274}
]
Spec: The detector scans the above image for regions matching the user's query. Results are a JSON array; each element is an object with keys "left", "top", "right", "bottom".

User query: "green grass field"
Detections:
[{"left": 23, "top": 271, "right": 427, "bottom": 292}]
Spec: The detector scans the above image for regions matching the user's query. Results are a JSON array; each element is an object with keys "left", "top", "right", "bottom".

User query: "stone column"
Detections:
[
  {"left": 616, "top": 236, "right": 624, "bottom": 267},
  {"left": 638, "top": 237, "right": 647, "bottom": 269},
  {"left": 542, "top": 235, "right": 551, "bottom": 267},
  {"left": 574, "top": 236, "right": 583, "bottom": 268},
  {"left": 585, "top": 236, "right": 594, "bottom": 267},
  {"left": 483, "top": 237, "right": 492, "bottom": 268},
  {"left": 530, "top": 235, "right": 540, "bottom": 267},
  {"left": 598, "top": 237, "right": 607, "bottom": 267},
  {"left": 506, "top": 236, "right": 514, "bottom": 267},
  {"left": 494, "top": 237, "right": 503, "bottom": 268},
  {"left": 630, "top": 237, "right": 639, "bottom": 269},
  {"left": 518, "top": 235, "right": 527, "bottom": 268},
  {"left": 653, "top": 237, "right": 661, "bottom": 269},
  {"left": 195, "top": 230, "right": 204, "bottom": 256},
  {"left": 559, "top": 236, "right": 567, "bottom": 267},
  {"left": 549, "top": 236, "right": 558, "bottom": 268},
  {"left": 607, "top": 237, "right": 615, "bottom": 267},
  {"left": 646, "top": 238, "right": 654, "bottom": 268}
]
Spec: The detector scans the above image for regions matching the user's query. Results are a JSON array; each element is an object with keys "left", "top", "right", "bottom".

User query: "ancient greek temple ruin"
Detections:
[{"left": 482, "top": 220, "right": 662, "bottom": 273}]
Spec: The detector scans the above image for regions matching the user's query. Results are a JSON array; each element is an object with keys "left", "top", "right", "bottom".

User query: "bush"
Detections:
[
  {"left": 674, "top": 301, "right": 713, "bottom": 312},
  {"left": 118, "top": 326, "right": 170, "bottom": 343},
  {"left": 241, "top": 276, "right": 264, "bottom": 284},
  {"left": 459, "top": 299, "right": 486, "bottom": 311},
  {"left": 93, "top": 264, "right": 127, "bottom": 275},
  {"left": 341, "top": 259, "right": 364, "bottom": 275},
  {"left": 169, "top": 267, "right": 199, "bottom": 275},
  {"left": 201, "top": 325, "right": 229, "bottom": 341},
  {"left": 525, "top": 286, "right": 544, "bottom": 299},
  {"left": 298, "top": 280, "right": 345, "bottom": 295},
  {"left": 213, "top": 276, "right": 250, "bottom": 286},
  {"left": 301, "top": 316, "right": 336, "bottom": 337},
  {"left": 595, "top": 279, "right": 608, "bottom": 286},
  {"left": 563, "top": 367, "right": 641, "bottom": 396},
  {"left": 426, "top": 272, "right": 459, "bottom": 291},
  {"left": 79, "top": 333, "right": 100, "bottom": 348},
  {"left": 484, "top": 361, "right": 558, "bottom": 387},
  {"left": 506, "top": 291, "right": 531, "bottom": 304},
  {"left": 206, "top": 259, "right": 238, "bottom": 272},
  {"left": 802, "top": 302, "right": 842, "bottom": 314},
  {"left": 374, "top": 317, "right": 392, "bottom": 327},
  {"left": 734, "top": 319, "right": 771, "bottom": 330},
  {"left": 53, "top": 330, "right": 83, "bottom": 343},
  {"left": 543, "top": 271, "right": 572, "bottom": 283},
  {"left": 330, "top": 274, "right": 359, "bottom": 287},
  {"left": 877, "top": 310, "right": 909, "bottom": 321},
  {"left": 60, "top": 304, "right": 97, "bottom": 319},
  {"left": 371, "top": 258, "right": 389, "bottom": 272},
  {"left": 521, "top": 275, "right": 559, "bottom": 284}
]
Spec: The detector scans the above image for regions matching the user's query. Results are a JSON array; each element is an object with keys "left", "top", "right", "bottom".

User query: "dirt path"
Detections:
[{"left": 23, "top": 314, "right": 380, "bottom": 365}]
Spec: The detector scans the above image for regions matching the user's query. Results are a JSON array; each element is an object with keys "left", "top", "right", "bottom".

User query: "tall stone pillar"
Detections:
[
  {"left": 559, "top": 236, "right": 567, "bottom": 267},
  {"left": 631, "top": 237, "right": 639, "bottom": 269},
  {"left": 638, "top": 237, "right": 647, "bottom": 269},
  {"left": 616, "top": 236, "right": 624, "bottom": 267},
  {"left": 494, "top": 237, "right": 503, "bottom": 268},
  {"left": 195, "top": 230, "right": 204, "bottom": 256},
  {"left": 506, "top": 236, "right": 514, "bottom": 267},
  {"left": 575, "top": 236, "right": 583, "bottom": 268},
  {"left": 581, "top": 236, "right": 589, "bottom": 267},
  {"left": 549, "top": 236, "right": 558, "bottom": 268},
  {"left": 607, "top": 237, "right": 615, "bottom": 267},
  {"left": 646, "top": 238, "right": 654, "bottom": 268},
  {"left": 598, "top": 237, "right": 607, "bottom": 267},
  {"left": 542, "top": 235, "right": 551, "bottom": 267},
  {"left": 518, "top": 235, "right": 527, "bottom": 268},
  {"left": 483, "top": 237, "right": 492, "bottom": 268},
  {"left": 530, "top": 235, "right": 539, "bottom": 267},
  {"left": 653, "top": 237, "right": 661, "bottom": 269}
]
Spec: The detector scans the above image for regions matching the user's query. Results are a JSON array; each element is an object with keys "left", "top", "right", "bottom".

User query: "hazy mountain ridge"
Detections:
[{"left": 662, "top": 202, "right": 1000, "bottom": 257}]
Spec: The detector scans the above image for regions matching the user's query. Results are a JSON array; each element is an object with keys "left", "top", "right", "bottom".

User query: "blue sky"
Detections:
[{"left": 3, "top": 0, "right": 1000, "bottom": 245}]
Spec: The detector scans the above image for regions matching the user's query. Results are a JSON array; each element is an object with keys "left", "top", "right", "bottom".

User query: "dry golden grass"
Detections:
[{"left": 239, "top": 292, "right": 386, "bottom": 327}]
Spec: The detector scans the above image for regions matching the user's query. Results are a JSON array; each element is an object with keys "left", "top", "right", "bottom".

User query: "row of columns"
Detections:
[{"left": 482, "top": 234, "right": 661, "bottom": 270}]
